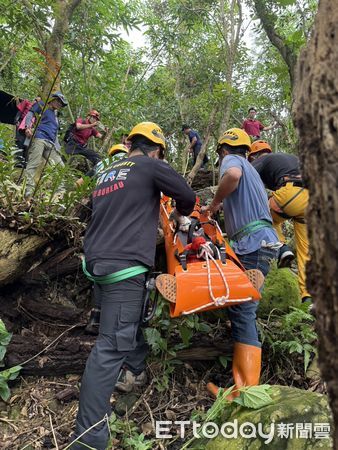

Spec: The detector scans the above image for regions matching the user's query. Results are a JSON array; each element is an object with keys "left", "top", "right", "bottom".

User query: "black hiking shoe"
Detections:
[
  {"left": 14, "top": 161, "right": 26, "bottom": 169},
  {"left": 278, "top": 245, "right": 295, "bottom": 268}
]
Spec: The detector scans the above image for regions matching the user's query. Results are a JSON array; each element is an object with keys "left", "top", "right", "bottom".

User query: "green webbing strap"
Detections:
[
  {"left": 82, "top": 259, "right": 148, "bottom": 285},
  {"left": 230, "top": 219, "right": 273, "bottom": 245}
]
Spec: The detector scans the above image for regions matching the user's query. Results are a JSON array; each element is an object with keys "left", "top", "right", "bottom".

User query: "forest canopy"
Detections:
[{"left": 0, "top": 0, "right": 318, "bottom": 167}]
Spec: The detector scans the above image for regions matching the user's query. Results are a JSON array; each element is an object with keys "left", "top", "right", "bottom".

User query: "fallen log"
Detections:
[
  {"left": 5, "top": 334, "right": 233, "bottom": 376},
  {"left": 0, "top": 229, "right": 48, "bottom": 286},
  {"left": 176, "top": 343, "right": 232, "bottom": 360},
  {"left": 6, "top": 333, "right": 95, "bottom": 376},
  {"left": 0, "top": 289, "right": 87, "bottom": 331},
  {"left": 22, "top": 249, "right": 82, "bottom": 284},
  {"left": 21, "top": 297, "right": 84, "bottom": 322}
]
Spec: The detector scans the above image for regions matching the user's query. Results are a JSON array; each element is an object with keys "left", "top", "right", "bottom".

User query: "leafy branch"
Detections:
[{"left": 0, "top": 319, "right": 21, "bottom": 402}]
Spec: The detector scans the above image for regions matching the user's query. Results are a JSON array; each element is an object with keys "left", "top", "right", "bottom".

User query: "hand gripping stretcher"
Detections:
[{"left": 155, "top": 196, "right": 264, "bottom": 317}]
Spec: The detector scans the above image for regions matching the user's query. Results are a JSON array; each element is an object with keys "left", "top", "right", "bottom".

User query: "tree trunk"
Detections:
[
  {"left": 187, "top": 107, "right": 218, "bottom": 185},
  {"left": 293, "top": 0, "right": 338, "bottom": 445},
  {"left": 0, "top": 221, "right": 167, "bottom": 290},
  {"left": 100, "top": 126, "right": 116, "bottom": 155},
  {"left": 169, "top": 56, "right": 191, "bottom": 173},
  {"left": 217, "top": 0, "right": 243, "bottom": 135},
  {"left": 42, "top": 0, "right": 82, "bottom": 96}
]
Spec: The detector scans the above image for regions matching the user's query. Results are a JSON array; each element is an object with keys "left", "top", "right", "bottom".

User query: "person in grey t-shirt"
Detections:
[{"left": 202, "top": 128, "right": 279, "bottom": 400}]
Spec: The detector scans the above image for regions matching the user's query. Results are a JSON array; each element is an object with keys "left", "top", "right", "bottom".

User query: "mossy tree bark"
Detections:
[
  {"left": 42, "top": 0, "right": 82, "bottom": 96},
  {"left": 293, "top": 0, "right": 338, "bottom": 445},
  {"left": 0, "top": 230, "right": 48, "bottom": 286}
]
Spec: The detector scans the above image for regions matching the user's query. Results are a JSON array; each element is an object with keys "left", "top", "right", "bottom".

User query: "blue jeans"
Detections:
[{"left": 227, "top": 247, "right": 278, "bottom": 348}]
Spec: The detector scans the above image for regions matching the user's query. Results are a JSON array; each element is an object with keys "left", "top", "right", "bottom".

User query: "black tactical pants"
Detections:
[
  {"left": 70, "top": 263, "right": 148, "bottom": 449},
  {"left": 193, "top": 144, "right": 209, "bottom": 167},
  {"left": 65, "top": 139, "right": 101, "bottom": 165}
]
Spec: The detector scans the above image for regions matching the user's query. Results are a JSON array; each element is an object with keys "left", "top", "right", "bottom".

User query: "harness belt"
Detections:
[
  {"left": 276, "top": 175, "right": 303, "bottom": 189},
  {"left": 272, "top": 186, "right": 306, "bottom": 222},
  {"left": 230, "top": 219, "right": 273, "bottom": 245},
  {"left": 82, "top": 259, "right": 148, "bottom": 285}
]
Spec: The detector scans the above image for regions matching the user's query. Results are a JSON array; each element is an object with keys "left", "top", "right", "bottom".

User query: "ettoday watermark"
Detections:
[{"left": 155, "top": 420, "right": 331, "bottom": 444}]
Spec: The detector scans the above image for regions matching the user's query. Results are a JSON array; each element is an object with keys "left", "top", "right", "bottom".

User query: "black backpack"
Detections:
[{"left": 63, "top": 122, "right": 76, "bottom": 143}]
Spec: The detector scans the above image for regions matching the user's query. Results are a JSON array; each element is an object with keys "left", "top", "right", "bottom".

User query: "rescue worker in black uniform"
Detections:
[
  {"left": 248, "top": 140, "right": 311, "bottom": 303},
  {"left": 70, "top": 122, "right": 196, "bottom": 450}
]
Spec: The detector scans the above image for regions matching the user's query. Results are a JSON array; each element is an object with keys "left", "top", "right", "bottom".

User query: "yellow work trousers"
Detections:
[{"left": 269, "top": 182, "right": 310, "bottom": 299}]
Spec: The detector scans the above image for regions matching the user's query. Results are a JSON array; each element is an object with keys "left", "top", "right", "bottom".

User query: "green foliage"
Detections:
[
  {"left": 275, "top": 0, "right": 297, "bottom": 6},
  {"left": 0, "top": 319, "right": 12, "bottom": 362},
  {"left": 259, "top": 305, "right": 317, "bottom": 375},
  {"left": 0, "top": 319, "right": 21, "bottom": 402},
  {"left": 179, "top": 324, "right": 194, "bottom": 347},
  {"left": 0, "top": 141, "right": 95, "bottom": 238},
  {"left": 182, "top": 385, "right": 274, "bottom": 449},
  {"left": 0, "top": 148, "right": 24, "bottom": 212},
  {"left": 233, "top": 385, "right": 274, "bottom": 409},
  {"left": 218, "top": 355, "right": 231, "bottom": 370},
  {"left": 144, "top": 297, "right": 214, "bottom": 392},
  {"left": 108, "top": 412, "right": 155, "bottom": 449},
  {"left": 0, "top": 365, "right": 22, "bottom": 402},
  {"left": 0, "top": 0, "right": 319, "bottom": 167},
  {"left": 145, "top": 299, "right": 195, "bottom": 354},
  {"left": 124, "top": 433, "right": 154, "bottom": 450},
  {"left": 144, "top": 327, "right": 169, "bottom": 355}
]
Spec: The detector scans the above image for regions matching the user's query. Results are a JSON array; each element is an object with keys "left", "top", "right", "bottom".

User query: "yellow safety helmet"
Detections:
[
  {"left": 127, "top": 122, "right": 166, "bottom": 150},
  {"left": 108, "top": 144, "right": 128, "bottom": 157},
  {"left": 248, "top": 140, "right": 272, "bottom": 161},
  {"left": 217, "top": 128, "right": 251, "bottom": 152}
]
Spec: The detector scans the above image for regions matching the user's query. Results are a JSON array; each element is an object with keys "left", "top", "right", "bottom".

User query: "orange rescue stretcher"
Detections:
[{"left": 156, "top": 196, "right": 264, "bottom": 318}]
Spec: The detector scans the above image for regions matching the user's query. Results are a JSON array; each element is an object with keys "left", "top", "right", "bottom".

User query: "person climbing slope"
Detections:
[
  {"left": 24, "top": 91, "right": 68, "bottom": 200},
  {"left": 65, "top": 109, "right": 104, "bottom": 165},
  {"left": 182, "top": 124, "right": 208, "bottom": 169},
  {"left": 202, "top": 128, "right": 280, "bottom": 400},
  {"left": 248, "top": 140, "right": 311, "bottom": 304},
  {"left": 70, "top": 122, "right": 195, "bottom": 450}
]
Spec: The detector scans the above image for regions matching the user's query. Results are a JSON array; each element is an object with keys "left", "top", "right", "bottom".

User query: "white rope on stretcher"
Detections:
[
  {"left": 203, "top": 244, "right": 230, "bottom": 304},
  {"left": 182, "top": 243, "right": 252, "bottom": 315}
]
